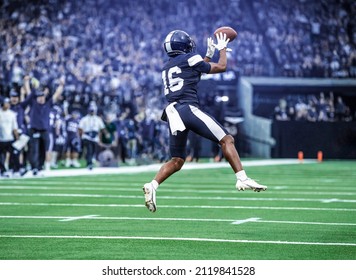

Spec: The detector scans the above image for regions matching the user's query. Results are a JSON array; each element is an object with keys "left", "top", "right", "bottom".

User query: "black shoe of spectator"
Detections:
[{"left": 20, "top": 168, "right": 28, "bottom": 177}]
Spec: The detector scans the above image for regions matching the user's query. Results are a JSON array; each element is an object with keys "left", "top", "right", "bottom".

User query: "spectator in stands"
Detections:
[
  {"left": 138, "top": 111, "right": 156, "bottom": 158},
  {"left": 116, "top": 118, "right": 128, "bottom": 164},
  {"left": 78, "top": 104, "right": 105, "bottom": 170},
  {"left": 9, "top": 89, "right": 26, "bottom": 135},
  {"left": 273, "top": 98, "right": 290, "bottom": 121},
  {"left": 0, "top": 97, "right": 19, "bottom": 177},
  {"left": 65, "top": 110, "right": 82, "bottom": 168},
  {"left": 295, "top": 97, "right": 309, "bottom": 121},
  {"left": 50, "top": 105, "right": 67, "bottom": 168},
  {"left": 21, "top": 76, "right": 65, "bottom": 175},
  {"left": 317, "top": 92, "right": 330, "bottom": 122},
  {"left": 335, "top": 96, "right": 352, "bottom": 122},
  {"left": 9, "top": 88, "right": 28, "bottom": 175},
  {"left": 99, "top": 113, "right": 118, "bottom": 160},
  {"left": 307, "top": 101, "right": 318, "bottom": 122},
  {"left": 350, "top": 51, "right": 356, "bottom": 77},
  {"left": 273, "top": 92, "right": 353, "bottom": 123}
]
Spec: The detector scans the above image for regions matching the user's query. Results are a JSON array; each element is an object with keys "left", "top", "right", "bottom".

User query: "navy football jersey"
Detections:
[
  {"left": 162, "top": 53, "right": 211, "bottom": 106},
  {"left": 66, "top": 117, "right": 80, "bottom": 138}
]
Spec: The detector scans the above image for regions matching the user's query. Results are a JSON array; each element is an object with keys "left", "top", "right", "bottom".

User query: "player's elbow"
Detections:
[
  {"left": 217, "top": 63, "right": 227, "bottom": 72},
  {"left": 209, "top": 64, "right": 227, "bottom": 74},
  {"left": 220, "top": 64, "right": 227, "bottom": 72}
]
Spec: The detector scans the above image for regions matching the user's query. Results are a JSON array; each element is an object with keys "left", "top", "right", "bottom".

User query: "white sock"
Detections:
[
  {"left": 151, "top": 180, "right": 159, "bottom": 191},
  {"left": 45, "top": 162, "right": 51, "bottom": 171},
  {"left": 51, "top": 152, "right": 57, "bottom": 165},
  {"left": 236, "top": 170, "right": 247, "bottom": 181}
]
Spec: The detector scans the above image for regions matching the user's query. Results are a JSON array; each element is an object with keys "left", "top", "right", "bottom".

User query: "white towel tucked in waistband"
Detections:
[{"left": 165, "top": 102, "right": 186, "bottom": 135}]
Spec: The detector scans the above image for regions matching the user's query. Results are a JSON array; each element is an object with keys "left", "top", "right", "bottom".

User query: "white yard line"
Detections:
[
  {"left": 0, "top": 234, "right": 355, "bottom": 246},
  {"left": 1, "top": 186, "right": 355, "bottom": 196},
  {"left": 1, "top": 192, "right": 355, "bottom": 203},
  {"left": 231, "top": 218, "right": 261, "bottom": 224},
  {"left": 1, "top": 215, "right": 355, "bottom": 226},
  {"left": 0, "top": 202, "right": 355, "bottom": 211},
  {"left": 58, "top": 215, "right": 99, "bottom": 222}
]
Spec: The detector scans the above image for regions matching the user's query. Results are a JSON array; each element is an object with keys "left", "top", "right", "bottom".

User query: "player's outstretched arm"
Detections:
[
  {"left": 204, "top": 37, "right": 215, "bottom": 62},
  {"left": 208, "top": 32, "right": 229, "bottom": 74}
]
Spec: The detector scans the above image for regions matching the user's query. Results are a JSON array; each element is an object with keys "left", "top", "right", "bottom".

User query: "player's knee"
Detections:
[
  {"left": 220, "top": 134, "right": 234, "bottom": 146},
  {"left": 171, "top": 157, "right": 184, "bottom": 172}
]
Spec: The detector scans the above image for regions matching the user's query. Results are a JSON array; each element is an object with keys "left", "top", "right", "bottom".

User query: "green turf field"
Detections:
[{"left": 0, "top": 160, "right": 355, "bottom": 260}]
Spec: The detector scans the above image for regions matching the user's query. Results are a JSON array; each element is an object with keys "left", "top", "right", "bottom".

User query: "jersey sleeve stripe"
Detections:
[{"left": 188, "top": 54, "right": 203, "bottom": 67}]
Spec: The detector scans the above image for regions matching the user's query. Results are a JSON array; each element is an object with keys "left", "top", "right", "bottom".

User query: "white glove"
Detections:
[
  {"left": 214, "top": 32, "right": 230, "bottom": 51},
  {"left": 205, "top": 37, "right": 215, "bottom": 59}
]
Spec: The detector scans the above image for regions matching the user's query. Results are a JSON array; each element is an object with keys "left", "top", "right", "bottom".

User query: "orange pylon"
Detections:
[
  {"left": 298, "top": 151, "right": 304, "bottom": 163},
  {"left": 317, "top": 151, "right": 323, "bottom": 162}
]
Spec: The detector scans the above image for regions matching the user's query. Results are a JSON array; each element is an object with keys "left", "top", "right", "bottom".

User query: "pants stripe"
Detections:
[{"left": 189, "top": 105, "right": 226, "bottom": 141}]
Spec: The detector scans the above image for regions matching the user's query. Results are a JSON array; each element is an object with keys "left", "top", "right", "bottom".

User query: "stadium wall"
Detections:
[
  {"left": 237, "top": 78, "right": 275, "bottom": 158},
  {"left": 272, "top": 121, "right": 356, "bottom": 159},
  {"left": 237, "top": 77, "right": 356, "bottom": 159}
]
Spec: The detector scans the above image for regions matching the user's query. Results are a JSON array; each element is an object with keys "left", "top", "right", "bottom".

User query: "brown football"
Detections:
[{"left": 213, "top": 26, "right": 237, "bottom": 42}]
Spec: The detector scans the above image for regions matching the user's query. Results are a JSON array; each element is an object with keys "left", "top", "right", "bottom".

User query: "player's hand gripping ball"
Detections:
[{"left": 214, "top": 26, "right": 238, "bottom": 42}]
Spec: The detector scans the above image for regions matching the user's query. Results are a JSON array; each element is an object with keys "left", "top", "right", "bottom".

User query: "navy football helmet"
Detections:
[{"left": 163, "top": 30, "right": 196, "bottom": 57}]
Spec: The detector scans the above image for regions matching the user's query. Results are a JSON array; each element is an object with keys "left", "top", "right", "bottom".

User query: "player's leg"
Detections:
[
  {"left": 0, "top": 142, "right": 8, "bottom": 176},
  {"left": 83, "top": 139, "right": 94, "bottom": 169},
  {"left": 143, "top": 157, "right": 184, "bottom": 212},
  {"left": 182, "top": 105, "right": 267, "bottom": 192},
  {"left": 71, "top": 137, "right": 81, "bottom": 167},
  {"left": 219, "top": 134, "right": 243, "bottom": 173},
  {"left": 29, "top": 130, "right": 40, "bottom": 175},
  {"left": 143, "top": 129, "right": 188, "bottom": 212},
  {"left": 155, "top": 157, "right": 185, "bottom": 184},
  {"left": 219, "top": 135, "right": 267, "bottom": 191},
  {"left": 43, "top": 131, "right": 52, "bottom": 172},
  {"left": 65, "top": 139, "right": 72, "bottom": 167}
]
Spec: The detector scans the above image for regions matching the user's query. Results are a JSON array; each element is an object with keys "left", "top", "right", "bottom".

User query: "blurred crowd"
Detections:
[
  {"left": 253, "top": 0, "right": 356, "bottom": 78},
  {"left": 0, "top": 74, "right": 170, "bottom": 177},
  {"left": 0, "top": 0, "right": 355, "bottom": 176},
  {"left": 1, "top": 0, "right": 355, "bottom": 92},
  {"left": 273, "top": 92, "right": 353, "bottom": 122}
]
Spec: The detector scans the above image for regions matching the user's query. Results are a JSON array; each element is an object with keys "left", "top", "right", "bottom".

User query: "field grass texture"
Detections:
[{"left": 0, "top": 160, "right": 355, "bottom": 260}]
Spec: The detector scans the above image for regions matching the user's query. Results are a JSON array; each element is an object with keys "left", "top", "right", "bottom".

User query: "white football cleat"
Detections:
[
  {"left": 71, "top": 160, "right": 81, "bottom": 168},
  {"left": 236, "top": 178, "right": 267, "bottom": 192},
  {"left": 65, "top": 159, "right": 71, "bottom": 168},
  {"left": 143, "top": 183, "right": 157, "bottom": 212}
]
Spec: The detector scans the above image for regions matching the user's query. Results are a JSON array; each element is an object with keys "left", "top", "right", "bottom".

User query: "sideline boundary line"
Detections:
[{"left": 6, "top": 159, "right": 315, "bottom": 179}]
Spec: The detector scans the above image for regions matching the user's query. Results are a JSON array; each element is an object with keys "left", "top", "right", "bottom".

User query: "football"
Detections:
[{"left": 213, "top": 26, "right": 238, "bottom": 42}]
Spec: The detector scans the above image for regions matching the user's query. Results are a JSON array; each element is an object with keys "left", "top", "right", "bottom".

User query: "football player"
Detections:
[
  {"left": 143, "top": 31, "right": 267, "bottom": 212},
  {"left": 65, "top": 110, "right": 82, "bottom": 168}
]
